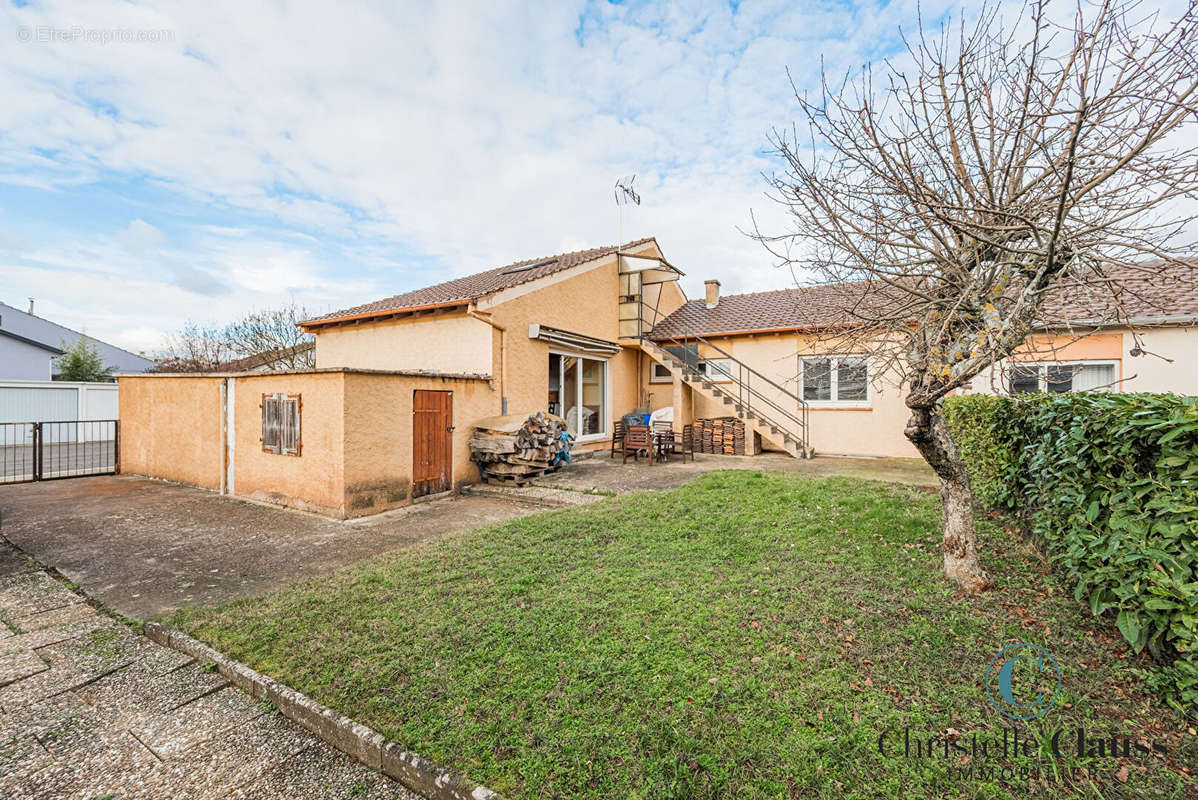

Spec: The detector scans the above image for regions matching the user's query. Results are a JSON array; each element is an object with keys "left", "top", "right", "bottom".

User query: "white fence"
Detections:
[{"left": 0, "top": 380, "right": 119, "bottom": 443}]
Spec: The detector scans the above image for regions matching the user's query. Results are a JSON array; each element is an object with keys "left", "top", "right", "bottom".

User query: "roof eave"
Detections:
[
  {"left": 300, "top": 300, "right": 472, "bottom": 331},
  {"left": 1033, "top": 313, "right": 1198, "bottom": 330},
  {"left": 0, "top": 328, "right": 65, "bottom": 354},
  {"left": 649, "top": 322, "right": 862, "bottom": 340}
]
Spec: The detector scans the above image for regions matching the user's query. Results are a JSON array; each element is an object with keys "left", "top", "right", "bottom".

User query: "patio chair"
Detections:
[
  {"left": 674, "top": 423, "right": 695, "bottom": 463},
  {"left": 652, "top": 420, "right": 674, "bottom": 461},
  {"left": 610, "top": 419, "right": 626, "bottom": 459},
  {"left": 623, "top": 425, "right": 653, "bottom": 465}
]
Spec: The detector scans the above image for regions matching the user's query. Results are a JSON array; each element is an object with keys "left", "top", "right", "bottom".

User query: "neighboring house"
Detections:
[
  {"left": 0, "top": 328, "right": 63, "bottom": 382},
  {"left": 118, "top": 239, "right": 1198, "bottom": 518},
  {"left": 0, "top": 300, "right": 155, "bottom": 380}
]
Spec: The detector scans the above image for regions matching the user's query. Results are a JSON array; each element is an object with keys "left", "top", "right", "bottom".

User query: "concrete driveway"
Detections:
[{"left": 0, "top": 476, "right": 542, "bottom": 620}]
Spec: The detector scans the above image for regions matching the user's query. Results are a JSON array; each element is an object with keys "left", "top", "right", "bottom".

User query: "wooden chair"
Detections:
[
  {"left": 674, "top": 423, "right": 695, "bottom": 463},
  {"left": 610, "top": 419, "right": 626, "bottom": 459},
  {"left": 652, "top": 421, "right": 674, "bottom": 461},
  {"left": 622, "top": 425, "right": 653, "bottom": 464}
]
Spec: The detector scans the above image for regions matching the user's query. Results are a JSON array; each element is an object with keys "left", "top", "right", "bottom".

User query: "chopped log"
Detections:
[{"left": 469, "top": 433, "right": 519, "bottom": 453}]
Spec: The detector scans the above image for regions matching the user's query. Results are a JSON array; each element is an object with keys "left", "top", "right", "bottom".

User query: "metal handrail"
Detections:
[
  {"left": 647, "top": 334, "right": 810, "bottom": 451},
  {"left": 676, "top": 334, "right": 804, "bottom": 404}
]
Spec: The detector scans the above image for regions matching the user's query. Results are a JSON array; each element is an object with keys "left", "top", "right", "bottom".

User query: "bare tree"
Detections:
[
  {"left": 153, "top": 321, "right": 232, "bottom": 372},
  {"left": 223, "top": 304, "right": 315, "bottom": 370},
  {"left": 759, "top": 0, "right": 1198, "bottom": 591},
  {"left": 155, "top": 303, "right": 315, "bottom": 372}
]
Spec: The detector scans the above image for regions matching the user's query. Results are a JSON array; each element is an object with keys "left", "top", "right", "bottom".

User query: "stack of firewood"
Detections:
[{"left": 470, "top": 411, "right": 573, "bottom": 486}]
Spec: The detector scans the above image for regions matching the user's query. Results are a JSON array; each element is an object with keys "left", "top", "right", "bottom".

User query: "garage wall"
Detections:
[
  {"left": 118, "top": 376, "right": 224, "bottom": 489},
  {"left": 230, "top": 372, "right": 348, "bottom": 517},
  {"left": 119, "top": 370, "right": 499, "bottom": 520},
  {"left": 342, "top": 373, "right": 497, "bottom": 515}
]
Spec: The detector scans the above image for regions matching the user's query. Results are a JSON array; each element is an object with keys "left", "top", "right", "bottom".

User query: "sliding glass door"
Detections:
[{"left": 548, "top": 353, "right": 607, "bottom": 439}]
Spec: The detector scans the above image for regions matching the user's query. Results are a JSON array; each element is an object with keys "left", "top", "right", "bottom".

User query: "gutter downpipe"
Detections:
[
  {"left": 219, "top": 376, "right": 236, "bottom": 496},
  {"left": 219, "top": 378, "right": 227, "bottom": 495},
  {"left": 468, "top": 305, "right": 508, "bottom": 415}
]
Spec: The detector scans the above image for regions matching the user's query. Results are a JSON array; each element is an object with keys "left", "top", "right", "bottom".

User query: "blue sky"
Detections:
[{"left": 0, "top": 0, "right": 951, "bottom": 352}]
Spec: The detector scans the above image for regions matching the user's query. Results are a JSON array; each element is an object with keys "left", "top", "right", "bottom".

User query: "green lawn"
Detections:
[{"left": 170, "top": 472, "right": 1196, "bottom": 799}]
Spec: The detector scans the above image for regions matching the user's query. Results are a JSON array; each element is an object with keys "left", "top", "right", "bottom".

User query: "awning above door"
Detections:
[{"left": 528, "top": 324, "right": 622, "bottom": 356}]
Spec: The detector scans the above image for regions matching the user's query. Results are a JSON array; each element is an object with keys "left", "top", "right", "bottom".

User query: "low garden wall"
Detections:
[{"left": 945, "top": 393, "right": 1197, "bottom": 711}]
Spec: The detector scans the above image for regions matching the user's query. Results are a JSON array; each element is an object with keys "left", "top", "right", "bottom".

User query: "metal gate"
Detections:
[{"left": 0, "top": 420, "right": 119, "bottom": 484}]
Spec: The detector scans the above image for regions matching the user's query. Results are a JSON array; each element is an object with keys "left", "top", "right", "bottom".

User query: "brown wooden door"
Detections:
[{"left": 413, "top": 389, "right": 453, "bottom": 498}]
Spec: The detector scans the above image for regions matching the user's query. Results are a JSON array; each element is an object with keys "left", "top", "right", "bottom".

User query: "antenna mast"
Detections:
[{"left": 614, "top": 174, "right": 640, "bottom": 253}]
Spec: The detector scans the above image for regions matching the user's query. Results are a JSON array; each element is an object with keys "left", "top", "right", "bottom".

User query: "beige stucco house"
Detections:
[{"left": 120, "top": 239, "right": 1198, "bottom": 517}]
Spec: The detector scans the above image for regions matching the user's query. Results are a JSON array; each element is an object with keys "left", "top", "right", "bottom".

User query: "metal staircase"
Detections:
[{"left": 641, "top": 336, "right": 812, "bottom": 458}]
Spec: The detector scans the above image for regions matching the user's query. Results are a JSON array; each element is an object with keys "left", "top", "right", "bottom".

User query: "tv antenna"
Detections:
[
  {"left": 615, "top": 174, "right": 640, "bottom": 207},
  {"left": 614, "top": 175, "right": 640, "bottom": 252}
]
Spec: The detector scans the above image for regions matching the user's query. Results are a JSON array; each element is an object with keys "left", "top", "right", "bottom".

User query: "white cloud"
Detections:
[{"left": 117, "top": 219, "right": 165, "bottom": 253}]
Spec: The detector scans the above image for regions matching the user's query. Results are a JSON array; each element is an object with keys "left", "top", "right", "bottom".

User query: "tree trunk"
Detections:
[{"left": 904, "top": 405, "right": 992, "bottom": 593}]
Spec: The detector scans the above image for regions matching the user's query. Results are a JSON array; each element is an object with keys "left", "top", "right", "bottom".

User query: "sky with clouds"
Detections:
[{"left": 2, "top": 0, "right": 1187, "bottom": 355}]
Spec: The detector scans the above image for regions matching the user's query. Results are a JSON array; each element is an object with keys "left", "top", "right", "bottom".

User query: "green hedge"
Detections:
[
  {"left": 941, "top": 395, "right": 1019, "bottom": 510},
  {"left": 945, "top": 392, "right": 1198, "bottom": 712}
]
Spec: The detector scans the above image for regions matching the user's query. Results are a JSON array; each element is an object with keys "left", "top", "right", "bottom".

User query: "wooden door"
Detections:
[{"left": 413, "top": 389, "right": 453, "bottom": 497}]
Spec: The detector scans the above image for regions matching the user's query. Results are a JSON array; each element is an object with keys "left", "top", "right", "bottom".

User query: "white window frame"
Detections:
[
  {"left": 700, "top": 357, "right": 735, "bottom": 383},
  {"left": 549, "top": 350, "right": 610, "bottom": 443},
  {"left": 799, "top": 355, "right": 871, "bottom": 408},
  {"left": 651, "top": 357, "right": 735, "bottom": 384},
  {"left": 1006, "top": 360, "right": 1119, "bottom": 395},
  {"left": 650, "top": 362, "right": 673, "bottom": 383}
]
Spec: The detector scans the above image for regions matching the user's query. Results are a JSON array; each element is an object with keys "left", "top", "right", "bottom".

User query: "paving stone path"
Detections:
[{"left": 0, "top": 544, "right": 424, "bottom": 800}]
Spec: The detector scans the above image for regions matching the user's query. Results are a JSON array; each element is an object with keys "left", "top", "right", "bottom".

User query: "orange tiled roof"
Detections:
[
  {"left": 649, "top": 261, "right": 1198, "bottom": 339},
  {"left": 303, "top": 238, "right": 656, "bottom": 327}
]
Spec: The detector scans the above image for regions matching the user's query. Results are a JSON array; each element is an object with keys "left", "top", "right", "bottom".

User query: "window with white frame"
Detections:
[
  {"left": 1008, "top": 361, "right": 1117, "bottom": 394},
  {"left": 800, "top": 356, "right": 869, "bottom": 404},
  {"left": 261, "top": 393, "right": 302, "bottom": 456},
  {"left": 700, "top": 358, "right": 735, "bottom": 381}
]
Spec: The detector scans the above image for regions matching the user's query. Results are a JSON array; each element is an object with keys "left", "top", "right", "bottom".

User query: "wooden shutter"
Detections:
[
  {"left": 281, "top": 395, "right": 302, "bottom": 456},
  {"left": 261, "top": 394, "right": 281, "bottom": 454},
  {"left": 260, "top": 393, "right": 301, "bottom": 456}
]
